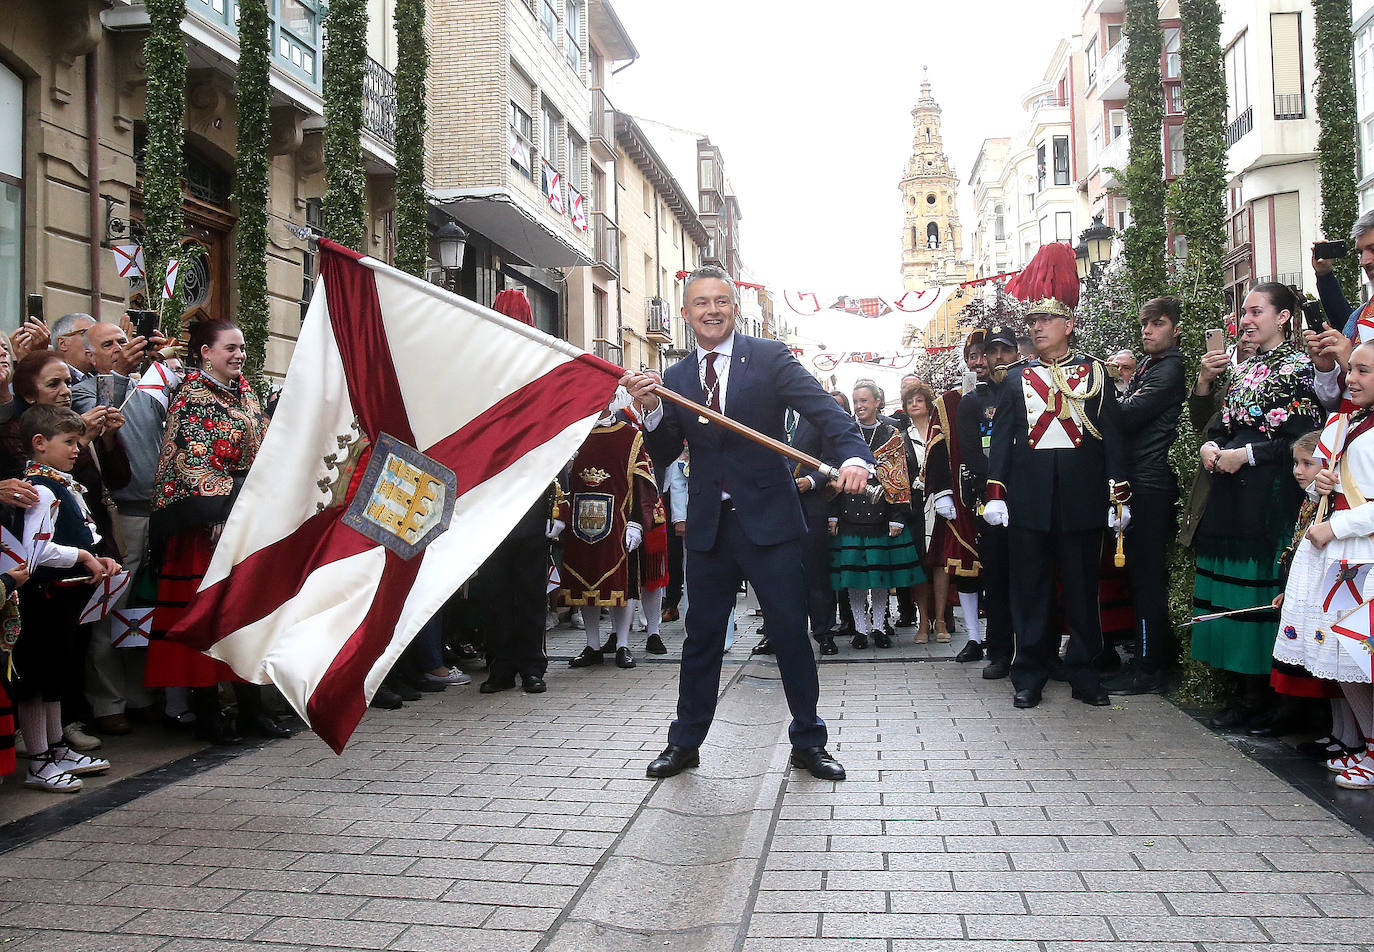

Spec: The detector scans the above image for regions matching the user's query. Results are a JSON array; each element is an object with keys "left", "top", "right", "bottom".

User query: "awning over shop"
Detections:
[{"left": 430, "top": 188, "right": 592, "bottom": 269}]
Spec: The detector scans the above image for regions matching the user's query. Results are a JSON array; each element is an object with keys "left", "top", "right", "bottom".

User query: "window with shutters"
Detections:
[
  {"left": 541, "top": 99, "right": 562, "bottom": 175},
  {"left": 1226, "top": 186, "right": 1250, "bottom": 255},
  {"left": 565, "top": 0, "right": 583, "bottom": 74},
  {"left": 1165, "top": 122, "right": 1185, "bottom": 177},
  {"left": 1052, "top": 136, "right": 1069, "bottom": 186},
  {"left": 1163, "top": 27, "right": 1182, "bottom": 79},
  {"left": 1252, "top": 191, "right": 1303, "bottom": 285},
  {"left": 1225, "top": 31, "right": 1250, "bottom": 124},
  {"left": 567, "top": 133, "right": 586, "bottom": 191},
  {"left": 508, "top": 64, "right": 536, "bottom": 179},
  {"left": 1271, "top": 12, "right": 1306, "bottom": 119}
]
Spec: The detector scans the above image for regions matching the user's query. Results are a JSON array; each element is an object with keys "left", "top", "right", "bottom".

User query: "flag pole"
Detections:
[{"left": 649, "top": 385, "right": 883, "bottom": 504}]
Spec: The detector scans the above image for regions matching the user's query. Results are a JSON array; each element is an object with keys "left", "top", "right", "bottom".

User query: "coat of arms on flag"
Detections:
[
  {"left": 168, "top": 239, "right": 624, "bottom": 752},
  {"left": 1332, "top": 602, "right": 1374, "bottom": 680},
  {"left": 569, "top": 186, "right": 588, "bottom": 232},
  {"left": 79, "top": 571, "right": 131, "bottom": 625},
  {"left": 113, "top": 243, "right": 145, "bottom": 279},
  {"left": 1322, "top": 560, "right": 1373, "bottom": 613},
  {"left": 542, "top": 162, "right": 565, "bottom": 215},
  {"left": 111, "top": 607, "right": 154, "bottom": 648}
]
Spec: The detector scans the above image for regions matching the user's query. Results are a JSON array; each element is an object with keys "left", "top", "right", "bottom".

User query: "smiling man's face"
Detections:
[{"left": 683, "top": 277, "right": 737, "bottom": 351}]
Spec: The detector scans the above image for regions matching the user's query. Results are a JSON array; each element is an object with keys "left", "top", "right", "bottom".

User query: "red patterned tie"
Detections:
[{"left": 704, "top": 352, "right": 721, "bottom": 412}]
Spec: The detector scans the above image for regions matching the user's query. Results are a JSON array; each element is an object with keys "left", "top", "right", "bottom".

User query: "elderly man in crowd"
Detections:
[
  {"left": 71, "top": 321, "right": 177, "bottom": 735},
  {"left": 51, "top": 312, "right": 95, "bottom": 383}
]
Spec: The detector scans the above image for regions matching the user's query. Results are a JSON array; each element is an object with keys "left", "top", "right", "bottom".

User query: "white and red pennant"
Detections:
[{"left": 168, "top": 240, "right": 623, "bottom": 752}]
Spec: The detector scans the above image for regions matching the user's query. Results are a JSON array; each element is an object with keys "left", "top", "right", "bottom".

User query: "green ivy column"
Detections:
[
  {"left": 1123, "top": 0, "right": 1168, "bottom": 306},
  {"left": 323, "top": 0, "right": 368, "bottom": 251},
  {"left": 1315, "top": 0, "right": 1361, "bottom": 302},
  {"left": 394, "top": 0, "right": 429, "bottom": 277},
  {"left": 234, "top": 0, "right": 271, "bottom": 384},
  {"left": 143, "top": 0, "right": 188, "bottom": 338}
]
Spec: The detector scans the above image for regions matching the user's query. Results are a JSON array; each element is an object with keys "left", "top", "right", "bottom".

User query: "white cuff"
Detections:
[
  {"left": 642, "top": 402, "right": 664, "bottom": 431},
  {"left": 804, "top": 476, "right": 817, "bottom": 491},
  {"left": 840, "top": 456, "right": 875, "bottom": 474},
  {"left": 887, "top": 521, "right": 904, "bottom": 531},
  {"left": 1245, "top": 443, "right": 1256, "bottom": 467}
]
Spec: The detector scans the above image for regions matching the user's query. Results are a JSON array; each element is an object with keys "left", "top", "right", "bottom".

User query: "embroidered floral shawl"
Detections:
[
  {"left": 1220, "top": 341, "right": 1319, "bottom": 439},
  {"left": 151, "top": 371, "right": 267, "bottom": 529}
]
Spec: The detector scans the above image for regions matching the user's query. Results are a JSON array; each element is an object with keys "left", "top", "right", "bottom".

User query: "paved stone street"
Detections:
[{"left": 3, "top": 613, "right": 1374, "bottom": 951}]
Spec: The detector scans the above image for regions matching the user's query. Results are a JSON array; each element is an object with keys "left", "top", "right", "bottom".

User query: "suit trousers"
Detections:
[
  {"left": 800, "top": 494, "right": 836, "bottom": 636},
  {"left": 478, "top": 533, "right": 550, "bottom": 679},
  {"left": 1008, "top": 524, "right": 1105, "bottom": 694},
  {"left": 980, "top": 523, "right": 1013, "bottom": 666},
  {"left": 669, "top": 503, "right": 825, "bottom": 750},
  {"left": 1124, "top": 490, "right": 1177, "bottom": 674}
]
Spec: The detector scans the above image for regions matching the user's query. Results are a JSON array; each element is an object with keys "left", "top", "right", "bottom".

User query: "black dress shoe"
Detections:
[
  {"left": 895, "top": 615, "right": 916, "bottom": 628},
  {"left": 955, "top": 641, "right": 985, "bottom": 663},
  {"left": 480, "top": 675, "right": 516, "bottom": 694},
  {"left": 601, "top": 633, "right": 617, "bottom": 653},
  {"left": 646, "top": 744, "right": 699, "bottom": 778},
  {"left": 818, "top": 634, "right": 839, "bottom": 656},
  {"left": 751, "top": 635, "right": 774, "bottom": 655},
  {"left": 1013, "top": 689, "right": 1042, "bottom": 709},
  {"left": 195, "top": 713, "right": 244, "bottom": 745},
  {"left": 646, "top": 634, "right": 667, "bottom": 655},
  {"left": 521, "top": 674, "right": 547, "bottom": 694},
  {"left": 410, "top": 675, "right": 447, "bottom": 693},
  {"left": 1072, "top": 688, "right": 1112, "bottom": 707},
  {"left": 982, "top": 661, "right": 1010, "bottom": 680},
  {"left": 385, "top": 676, "right": 421, "bottom": 701},
  {"left": 1103, "top": 667, "right": 1166, "bottom": 696},
  {"left": 790, "top": 746, "right": 846, "bottom": 781},
  {"left": 850, "top": 632, "right": 868, "bottom": 649},
  {"left": 1209, "top": 705, "right": 1252, "bottom": 729},
  {"left": 873, "top": 630, "right": 891, "bottom": 649},
  {"left": 569, "top": 647, "right": 604, "bottom": 668},
  {"left": 244, "top": 713, "right": 292, "bottom": 739},
  {"left": 370, "top": 684, "right": 404, "bottom": 709},
  {"left": 615, "top": 646, "right": 636, "bottom": 668}
]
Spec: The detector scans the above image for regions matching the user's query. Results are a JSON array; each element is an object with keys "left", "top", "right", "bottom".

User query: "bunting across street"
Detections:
[{"left": 167, "top": 239, "right": 625, "bottom": 752}]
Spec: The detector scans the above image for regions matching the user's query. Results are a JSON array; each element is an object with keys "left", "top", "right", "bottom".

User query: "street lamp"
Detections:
[
  {"left": 435, "top": 219, "right": 468, "bottom": 293},
  {"left": 1075, "top": 214, "right": 1114, "bottom": 283}
]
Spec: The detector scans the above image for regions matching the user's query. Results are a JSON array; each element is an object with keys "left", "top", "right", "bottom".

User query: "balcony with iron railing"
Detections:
[
  {"left": 1225, "top": 106, "right": 1254, "bottom": 148},
  {"left": 362, "top": 56, "right": 397, "bottom": 147},
  {"left": 1097, "top": 40, "right": 1128, "bottom": 99},
  {"left": 1027, "top": 94, "right": 1070, "bottom": 130},
  {"left": 592, "top": 212, "right": 619, "bottom": 277},
  {"left": 646, "top": 297, "right": 672, "bottom": 342},
  {"left": 590, "top": 88, "right": 616, "bottom": 161},
  {"left": 1274, "top": 94, "right": 1306, "bottom": 120}
]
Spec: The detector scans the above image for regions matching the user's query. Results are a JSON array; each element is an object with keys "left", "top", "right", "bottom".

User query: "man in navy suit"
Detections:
[{"left": 623, "top": 266, "right": 873, "bottom": 781}]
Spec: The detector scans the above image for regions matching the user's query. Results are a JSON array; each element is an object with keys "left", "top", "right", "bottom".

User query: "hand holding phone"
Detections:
[
  {"left": 1204, "top": 328, "right": 1226, "bottom": 354},
  {"left": 1314, "top": 240, "right": 1349, "bottom": 260}
]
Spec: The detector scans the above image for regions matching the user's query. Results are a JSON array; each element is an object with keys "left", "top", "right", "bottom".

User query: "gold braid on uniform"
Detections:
[{"left": 1045, "top": 355, "right": 1103, "bottom": 441}]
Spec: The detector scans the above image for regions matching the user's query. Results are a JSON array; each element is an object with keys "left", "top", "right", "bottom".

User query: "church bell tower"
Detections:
[{"left": 899, "top": 69, "right": 970, "bottom": 291}]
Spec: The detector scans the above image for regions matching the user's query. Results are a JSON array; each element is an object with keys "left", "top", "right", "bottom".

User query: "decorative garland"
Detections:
[
  {"left": 1121, "top": 0, "right": 1168, "bottom": 308},
  {"left": 234, "top": 0, "right": 271, "bottom": 387},
  {"left": 323, "top": 0, "right": 368, "bottom": 251},
  {"left": 394, "top": 0, "right": 429, "bottom": 277},
  {"left": 142, "top": 0, "right": 188, "bottom": 338},
  {"left": 1314, "top": 0, "right": 1361, "bottom": 302}
]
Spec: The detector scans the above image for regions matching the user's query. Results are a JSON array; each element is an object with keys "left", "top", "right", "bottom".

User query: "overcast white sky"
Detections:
[{"left": 610, "top": 0, "right": 1078, "bottom": 298}]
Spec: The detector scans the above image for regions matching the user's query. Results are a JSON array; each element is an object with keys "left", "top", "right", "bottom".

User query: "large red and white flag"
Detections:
[{"left": 169, "top": 239, "right": 623, "bottom": 752}]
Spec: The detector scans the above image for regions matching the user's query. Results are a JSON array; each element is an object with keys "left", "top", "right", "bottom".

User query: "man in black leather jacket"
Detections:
[{"left": 1105, "top": 297, "right": 1186, "bottom": 695}]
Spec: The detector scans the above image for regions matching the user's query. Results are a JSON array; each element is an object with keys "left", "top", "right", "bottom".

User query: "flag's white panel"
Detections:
[
  {"left": 370, "top": 271, "right": 587, "bottom": 452},
  {"left": 202, "top": 286, "right": 356, "bottom": 590},
  {"left": 209, "top": 546, "right": 387, "bottom": 720},
  {"left": 362, "top": 413, "right": 600, "bottom": 695}
]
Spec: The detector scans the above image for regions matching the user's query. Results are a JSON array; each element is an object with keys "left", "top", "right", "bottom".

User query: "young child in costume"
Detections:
[
  {"left": 1270, "top": 431, "right": 1358, "bottom": 755},
  {"left": 1275, "top": 342, "right": 1374, "bottom": 788},
  {"left": 11, "top": 406, "right": 122, "bottom": 792}
]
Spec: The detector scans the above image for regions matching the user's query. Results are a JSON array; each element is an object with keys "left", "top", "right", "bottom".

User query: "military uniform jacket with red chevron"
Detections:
[{"left": 986, "top": 353, "right": 1129, "bottom": 534}]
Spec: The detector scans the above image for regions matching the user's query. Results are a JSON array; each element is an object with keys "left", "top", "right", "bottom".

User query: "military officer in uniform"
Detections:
[
  {"left": 984, "top": 243, "right": 1130, "bottom": 709},
  {"left": 956, "top": 324, "right": 1021, "bottom": 680}
]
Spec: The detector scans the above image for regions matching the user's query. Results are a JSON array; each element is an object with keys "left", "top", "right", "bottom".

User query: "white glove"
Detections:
[
  {"left": 933, "top": 492, "right": 957, "bottom": 520},
  {"left": 1108, "top": 505, "right": 1132, "bottom": 531},
  {"left": 545, "top": 519, "right": 565, "bottom": 540},
  {"left": 624, "top": 523, "right": 643, "bottom": 552},
  {"left": 983, "top": 500, "right": 1008, "bottom": 527}
]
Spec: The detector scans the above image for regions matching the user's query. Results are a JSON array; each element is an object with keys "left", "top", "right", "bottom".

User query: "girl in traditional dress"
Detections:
[
  {"left": 144, "top": 319, "right": 287, "bottom": 743},
  {"left": 829, "top": 382, "right": 924, "bottom": 649},
  {"left": 900, "top": 381, "right": 937, "bottom": 643},
  {"left": 1275, "top": 342, "right": 1374, "bottom": 788},
  {"left": 1193, "top": 283, "right": 1322, "bottom": 728}
]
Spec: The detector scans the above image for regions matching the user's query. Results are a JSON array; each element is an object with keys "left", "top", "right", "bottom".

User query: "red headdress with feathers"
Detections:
[
  {"left": 492, "top": 288, "right": 535, "bottom": 327},
  {"left": 1006, "top": 242, "right": 1079, "bottom": 319}
]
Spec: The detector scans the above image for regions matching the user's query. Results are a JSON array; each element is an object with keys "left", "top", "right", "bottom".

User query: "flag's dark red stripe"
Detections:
[{"left": 318, "top": 242, "right": 415, "bottom": 445}]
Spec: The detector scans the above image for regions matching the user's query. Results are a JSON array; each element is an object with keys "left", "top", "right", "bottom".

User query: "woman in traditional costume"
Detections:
[
  {"left": 1193, "top": 283, "right": 1321, "bottom": 726},
  {"left": 144, "top": 319, "right": 286, "bottom": 743},
  {"left": 829, "top": 382, "right": 924, "bottom": 649}
]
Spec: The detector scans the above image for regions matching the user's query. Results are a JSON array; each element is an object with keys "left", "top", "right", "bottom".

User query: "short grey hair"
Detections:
[
  {"left": 1352, "top": 210, "right": 1374, "bottom": 243},
  {"left": 51, "top": 312, "right": 93, "bottom": 342},
  {"left": 682, "top": 265, "right": 739, "bottom": 308}
]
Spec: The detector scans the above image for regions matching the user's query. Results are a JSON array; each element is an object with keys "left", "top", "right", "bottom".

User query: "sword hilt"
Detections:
[{"left": 818, "top": 464, "right": 885, "bottom": 505}]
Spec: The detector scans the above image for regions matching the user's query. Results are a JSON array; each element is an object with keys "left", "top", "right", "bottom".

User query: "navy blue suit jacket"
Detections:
[{"left": 646, "top": 335, "right": 873, "bottom": 552}]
